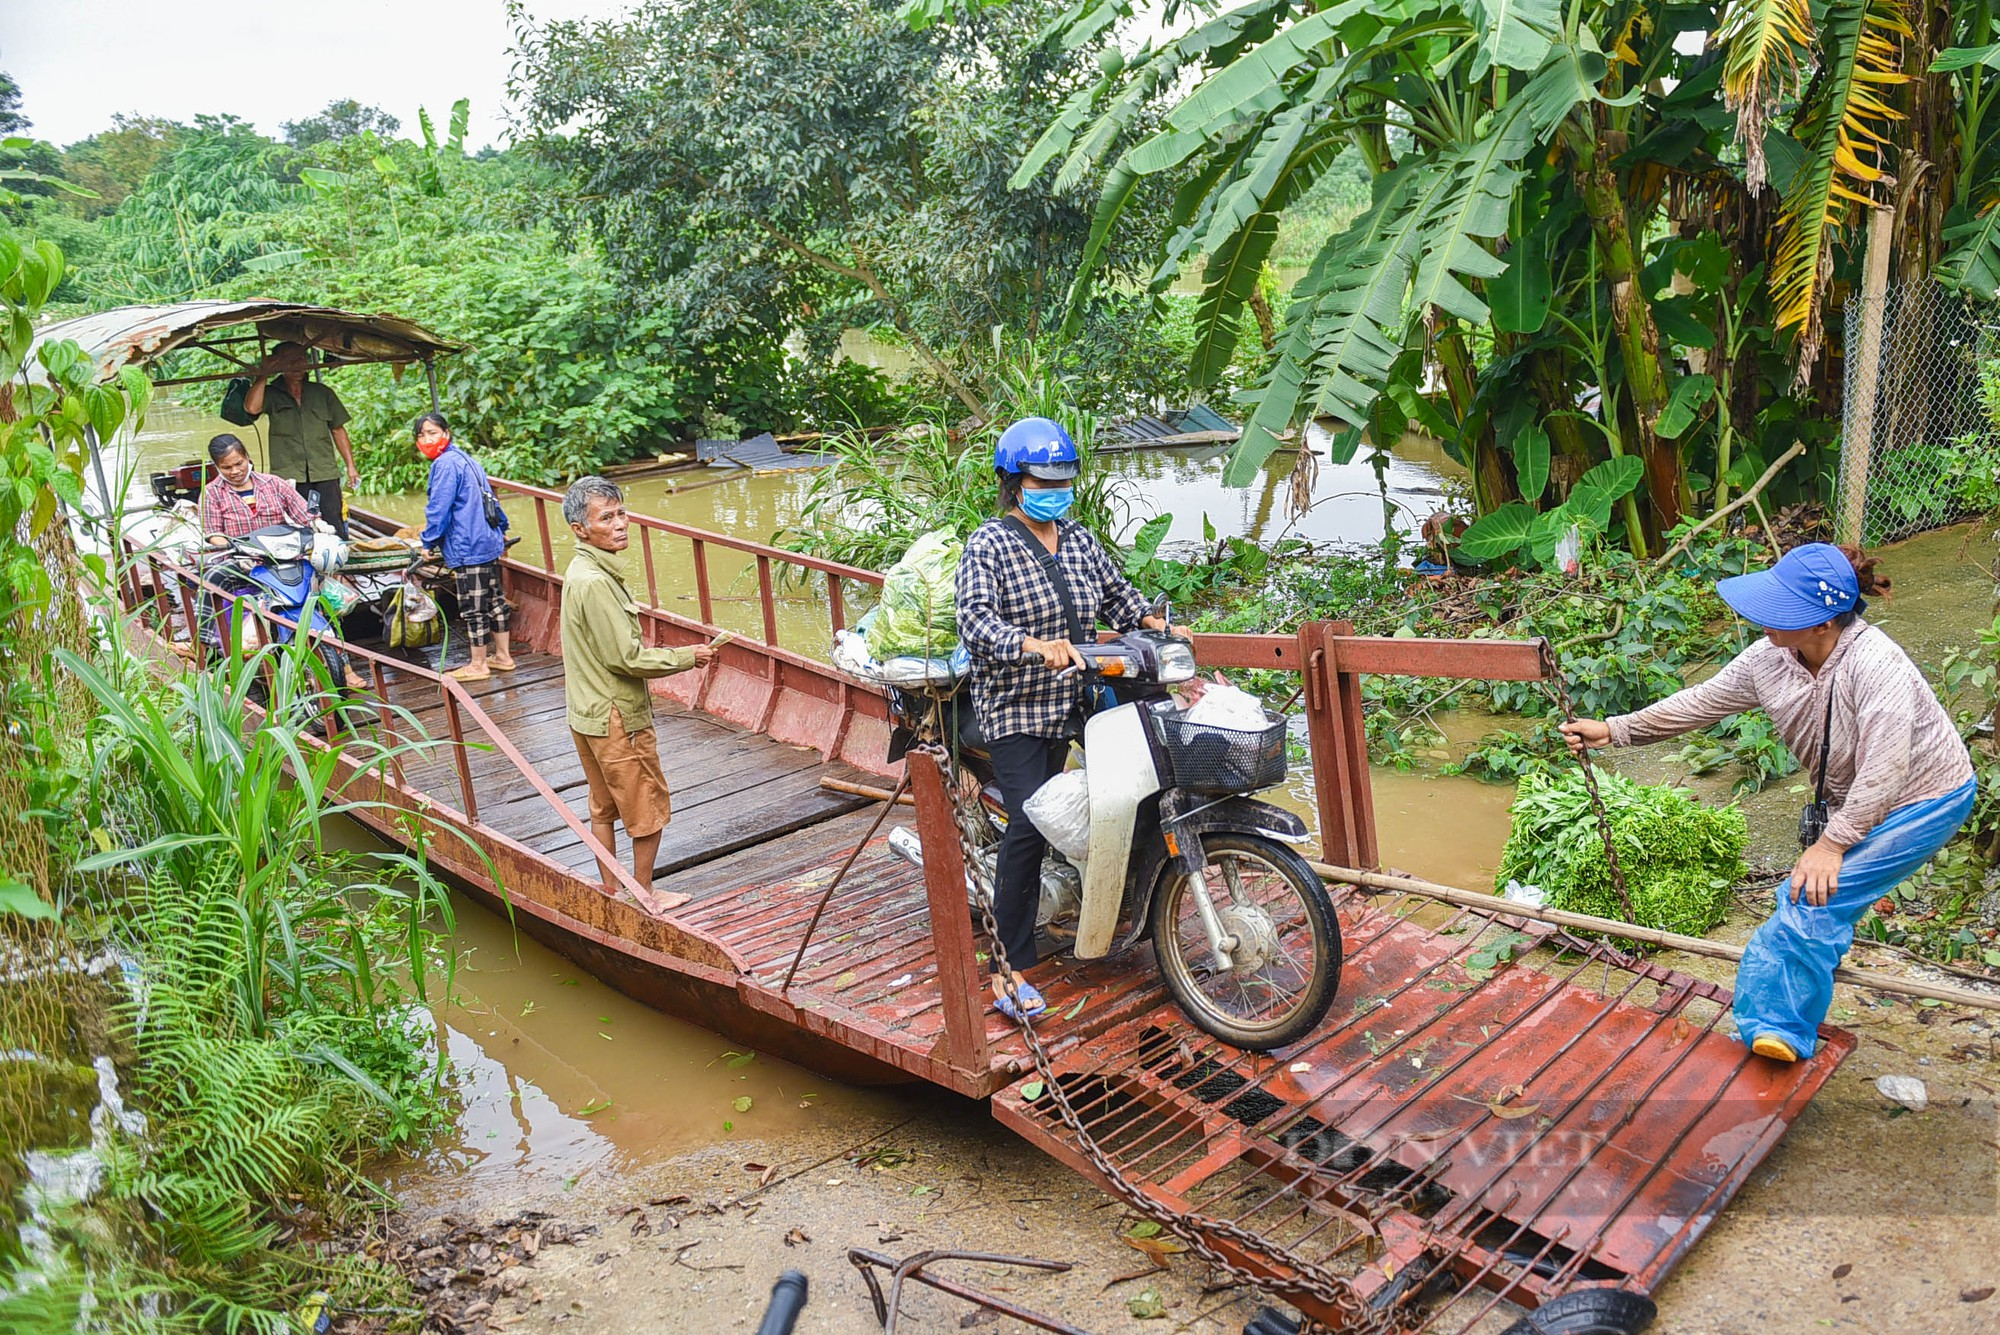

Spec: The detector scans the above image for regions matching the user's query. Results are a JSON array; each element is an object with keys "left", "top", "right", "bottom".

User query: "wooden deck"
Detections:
[
  {"left": 380, "top": 648, "right": 877, "bottom": 895},
  {"left": 370, "top": 640, "right": 1172, "bottom": 1079}
]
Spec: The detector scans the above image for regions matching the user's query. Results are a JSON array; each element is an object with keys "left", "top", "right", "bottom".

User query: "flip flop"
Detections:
[
  {"left": 993, "top": 982, "right": 1048, "bottom": 1022},
  {"left": 489, "top": 655, "right": 518, "bottom": 672},
  {"left": 447, "top": 664, "right": 490, "bottom": 682}
]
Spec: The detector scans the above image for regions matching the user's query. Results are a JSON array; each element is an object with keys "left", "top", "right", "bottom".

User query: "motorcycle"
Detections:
[
  {"left": 889, "top": 607, "right": 1342, "bottom": 1051},
  {"left": 197, "top": 501, "right": 353, "bottom": 691}
]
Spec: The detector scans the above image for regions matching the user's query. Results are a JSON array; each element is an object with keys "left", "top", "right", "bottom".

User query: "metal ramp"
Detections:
[{"left": 993, "top": 885, "right": 1854, "bottom": 1332}]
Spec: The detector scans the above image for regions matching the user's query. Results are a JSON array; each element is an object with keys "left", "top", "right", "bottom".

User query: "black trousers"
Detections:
[
  {"left": 299, "top": 476, "right": 350, "bottom": 539},
  {"left": 986, "top": 733, "right": 1070, "bottom": 975}
]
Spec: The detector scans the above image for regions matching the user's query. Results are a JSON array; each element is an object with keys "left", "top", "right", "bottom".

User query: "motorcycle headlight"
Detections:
[{"left": 1154, "top": 637, "right": 1197, "bottom": 683}]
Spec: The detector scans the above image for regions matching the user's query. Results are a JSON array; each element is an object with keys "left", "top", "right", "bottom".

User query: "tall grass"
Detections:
[{"left": 1, "top": 623, "right": 456, "bottom": 1330}]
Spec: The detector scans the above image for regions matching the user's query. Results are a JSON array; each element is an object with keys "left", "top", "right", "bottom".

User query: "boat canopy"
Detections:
[{"left": 27, "top": 299, "right": 464, "bottom": 389}]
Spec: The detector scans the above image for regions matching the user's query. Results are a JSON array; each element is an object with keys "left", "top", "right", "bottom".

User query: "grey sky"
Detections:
[{"left": 4, "top": 0, "right": 633, "bottom": 150}]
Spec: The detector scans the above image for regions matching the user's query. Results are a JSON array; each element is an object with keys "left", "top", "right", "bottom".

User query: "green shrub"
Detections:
[{"left": 1496, "top": 767, "right": 1746, "bottom": 937}]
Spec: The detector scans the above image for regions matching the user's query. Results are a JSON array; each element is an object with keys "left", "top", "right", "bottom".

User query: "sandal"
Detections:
[
  {"left": 993, "top": 981, "right": 1047, "bottom": 1022},
  {"left": 1749, "top": 1034, "right": 1799, "bottom": 1062},
  {"left": 447, "top": 664, "right": 490, "bottom": 682},
  {"left": 489, "top": 655, "right": 518, "bottom": 672}
]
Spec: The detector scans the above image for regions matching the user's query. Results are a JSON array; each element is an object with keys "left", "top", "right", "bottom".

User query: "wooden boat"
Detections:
[{"left": 59, "top": 301, "right": 1863, "bottom": 1331}]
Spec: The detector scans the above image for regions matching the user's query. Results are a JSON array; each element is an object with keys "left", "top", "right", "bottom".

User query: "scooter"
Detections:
[
  {"left": 891, "top": 610, "right": 1342, "bottom": 1051},
  {"left": 197, "top": 500, "right": 353, "bottom": 690}
]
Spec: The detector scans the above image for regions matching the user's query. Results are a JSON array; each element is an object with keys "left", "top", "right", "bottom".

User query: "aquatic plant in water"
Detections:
[{"left": 1496, "top": 768, "right": 1747, "bottom": 938}]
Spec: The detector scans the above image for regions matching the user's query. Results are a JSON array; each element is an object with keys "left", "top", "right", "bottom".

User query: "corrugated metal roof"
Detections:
[
  {"left": 26, "top": 299, "right": 465, "bottom": 387},
  {"left": 1101, "top": 404, "right": 1241, "bottom": 446}
]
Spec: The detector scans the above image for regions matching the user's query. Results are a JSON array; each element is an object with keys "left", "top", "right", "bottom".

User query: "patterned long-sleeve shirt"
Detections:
[
  {"left": 1608, "top": 620, "right": 1973, "bottom": 849},
  {"left": 955, "top": 516, "right": 1151, "bottom": 741},
  {"left": 200, "top": 471, "right": 312, "bottom": 538}
]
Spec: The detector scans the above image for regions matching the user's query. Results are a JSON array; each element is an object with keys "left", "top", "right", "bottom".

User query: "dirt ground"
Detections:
[{"left": 385, "top": 952, "right": 1999, "bottom": 1335}]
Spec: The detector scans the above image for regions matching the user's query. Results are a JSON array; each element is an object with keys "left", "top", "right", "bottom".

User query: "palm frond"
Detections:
[
  {"left": 1938, "top": 197, "right": 2000, "bottom": 298},
  {"left": 1716, "top": 0, "right": 1817, "bottom": 190},
  {"left": 1229, "top": 165, "right": 1424, "bottom": 484},
  {"left": 1189, "top": 108, "right": 1340, "bottom": 386},
  {"left": 1770, "top": 0, "right": 1910, "bottom": 374}
]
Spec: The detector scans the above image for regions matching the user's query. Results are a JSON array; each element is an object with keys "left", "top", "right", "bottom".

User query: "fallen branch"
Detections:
[
  {"left": 1652, "top": 441, "right": 1806, "bottom": 569},
  {"left": 1309, "top": 860, "right": 2000, "bottom": 1013}
]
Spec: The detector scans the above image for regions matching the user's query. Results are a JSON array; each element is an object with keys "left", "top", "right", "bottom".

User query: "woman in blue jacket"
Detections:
[{"left": 416, "top": 412, "right": 514, "bottom": 681}]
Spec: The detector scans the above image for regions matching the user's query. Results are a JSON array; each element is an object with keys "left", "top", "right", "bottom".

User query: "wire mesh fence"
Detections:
[{"left": 1839, "top": 281, "right": 2000, "bottom": 546}]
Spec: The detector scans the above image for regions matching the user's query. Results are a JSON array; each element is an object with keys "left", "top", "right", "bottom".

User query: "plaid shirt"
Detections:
[
  {"left": 955, "top": 516, "right": 1150, "bottom": 740},
  {"left": 200, "top": 472, "right": 312, "bottom": 538}
]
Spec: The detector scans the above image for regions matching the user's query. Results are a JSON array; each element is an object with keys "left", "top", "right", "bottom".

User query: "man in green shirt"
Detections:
[
  {"left": 560, "top": 476, "right": 716, "bottom": 913},
  {"left": 243, "top": 342, "right": 362, "bottom": 538}
]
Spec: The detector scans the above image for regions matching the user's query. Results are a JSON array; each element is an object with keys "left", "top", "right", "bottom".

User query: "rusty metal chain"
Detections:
[
  {"left": 918, "top": 743, "right": 1394, "bottom": 1334},
  {"left": 1536, "top": 643, "right": 1637, "bottom": 923}
]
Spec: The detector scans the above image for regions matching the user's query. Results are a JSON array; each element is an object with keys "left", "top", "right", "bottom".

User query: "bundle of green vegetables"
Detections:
[
  {"left": 866, "top": 528, "right": 962, "bottom": 660},
  {"left": 1496, "top": 767, "right": 1746, "bottom": 937}
]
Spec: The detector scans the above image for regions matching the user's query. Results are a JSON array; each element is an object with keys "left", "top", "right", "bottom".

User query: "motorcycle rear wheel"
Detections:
[{"left": 1149, "top": 833, "right": 1341, "bottom": 1050}]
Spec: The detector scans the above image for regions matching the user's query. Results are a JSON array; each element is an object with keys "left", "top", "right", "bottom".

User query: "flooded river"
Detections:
[{"left": 384, "top": 873, "right": 904, "bottom": 1201}]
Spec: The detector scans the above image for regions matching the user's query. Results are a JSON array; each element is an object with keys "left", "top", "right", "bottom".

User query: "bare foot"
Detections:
[
  {"left": 447, "top": 664, "right": 489, "bottom": 682},
  {"left": 635, "top": 887, "right": 692, "bottom": 916}
]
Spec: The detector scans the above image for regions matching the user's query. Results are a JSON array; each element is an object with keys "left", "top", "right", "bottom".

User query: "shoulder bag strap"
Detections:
[
  {"left": 1813, "top": 673, "right": 1837, "bottom": 804},
  {"left": 1000, "top": 515, "right": 1087, "bottom": 645}
]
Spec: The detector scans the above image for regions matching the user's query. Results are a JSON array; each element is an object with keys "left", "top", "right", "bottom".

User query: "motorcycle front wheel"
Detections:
[{"left": 1149, "top": 833, "right": 1341, "bottom": 1050}]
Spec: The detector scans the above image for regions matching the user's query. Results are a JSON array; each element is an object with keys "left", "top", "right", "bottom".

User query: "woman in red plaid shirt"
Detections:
[
  {"left": 199, "top": 433, "right": 313, "bottom": 541},
  {"left": 198, "top": 433, "right": 366, "bottom": 690}
]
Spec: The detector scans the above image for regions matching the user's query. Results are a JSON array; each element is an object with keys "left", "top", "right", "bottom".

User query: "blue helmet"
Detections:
[{"left": 993, "top": 417, "right": 1079, "bottom": 481}]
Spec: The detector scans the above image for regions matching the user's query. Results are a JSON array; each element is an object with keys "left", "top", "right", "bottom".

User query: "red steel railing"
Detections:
[{"left": 491, "top": 477, "right": 881, "bottom": 648}]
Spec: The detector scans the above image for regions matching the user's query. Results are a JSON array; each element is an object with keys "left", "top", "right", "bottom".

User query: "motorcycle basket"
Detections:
[{"left": 1155, "top": 706, "right": 1288, "bottom": 795}]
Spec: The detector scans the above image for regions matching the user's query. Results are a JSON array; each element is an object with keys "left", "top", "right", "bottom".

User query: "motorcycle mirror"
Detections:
[
  {"left": 1149, "top": 593, "right": 1170, "bottom": 621},
  {"left": 306, "top": 493, "right": 322, "bottom": 518}
]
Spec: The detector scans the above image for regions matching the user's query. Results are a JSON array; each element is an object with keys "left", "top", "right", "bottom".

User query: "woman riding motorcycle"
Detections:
[{"left": 954, "top": 418, "right": 1180, "bottom": 1020}]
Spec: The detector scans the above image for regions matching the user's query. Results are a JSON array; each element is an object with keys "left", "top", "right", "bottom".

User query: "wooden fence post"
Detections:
[
  {"left": 1299, "top": 620, "right": 1379, "bottom": 870},
  {"left": 1838, "top": 203, "right": 1897, "bottom": 545}
]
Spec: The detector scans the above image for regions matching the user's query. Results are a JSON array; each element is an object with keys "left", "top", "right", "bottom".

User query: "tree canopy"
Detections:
[
  {"left": 970, "top": 0, "right": 2000, "bottom": 552},
  {"left": 281, "top": 98, "right": 402, "bottom": 149},
  {"left": 513, "top": 0, "right": 1167, "bottom": 417}
]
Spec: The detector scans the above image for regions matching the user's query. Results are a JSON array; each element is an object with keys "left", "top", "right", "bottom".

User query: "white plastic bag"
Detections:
[
  {"left": 1024, "top": 768, "right": 1092, "bottom": 863},
  {"left": 830, "top": 628, "right": 963, "bottom": 686},
  {"left": 1183, "top": 681, "right": 1268, "bottom": 732},
  {"left": 831, "top": 628, "right": 876, "bottom": 679}
]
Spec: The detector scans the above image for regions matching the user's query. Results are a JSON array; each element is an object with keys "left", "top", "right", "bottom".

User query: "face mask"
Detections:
[
  {"left": 1021, "top": 487, "right": 1073, "bottom": 522},
  {"left": 417, "top": 433, "right": 450, "bottom": 461}
]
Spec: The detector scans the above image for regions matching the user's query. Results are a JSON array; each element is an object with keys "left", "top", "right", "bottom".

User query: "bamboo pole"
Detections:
[
  {"left": 821, "top": 777, "right": 916, "bottom": 806},
  {"left": 1310, "top": 860, "right": 2000, "bottom": 1013}
]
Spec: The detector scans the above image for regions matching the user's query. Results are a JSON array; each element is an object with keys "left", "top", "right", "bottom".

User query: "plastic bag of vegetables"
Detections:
[{"left": 866, "top": 529, "right": 962, "bottom": 660}]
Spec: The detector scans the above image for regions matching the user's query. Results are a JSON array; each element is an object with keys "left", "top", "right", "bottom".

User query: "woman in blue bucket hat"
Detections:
[{"left": 1560, "top": 543, "right": 1975, "bottom": 1062}]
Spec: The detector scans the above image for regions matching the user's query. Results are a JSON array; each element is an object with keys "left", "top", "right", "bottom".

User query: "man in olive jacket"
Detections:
[
  {"left": 560, "top": 476, "right": 715, "bottom": 913},
  {"left": 243, "top": 342, "right": 362, "bottom": 537}
]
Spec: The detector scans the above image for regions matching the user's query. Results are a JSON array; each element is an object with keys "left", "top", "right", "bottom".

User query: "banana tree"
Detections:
[{"left": 911, "top": 0, "right": 2000, "bottom": 549}]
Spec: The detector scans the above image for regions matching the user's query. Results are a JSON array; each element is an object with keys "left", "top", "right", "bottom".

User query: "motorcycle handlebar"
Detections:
[{"left": 753, "top": 1271, "right": 808, "bottom": 1335}]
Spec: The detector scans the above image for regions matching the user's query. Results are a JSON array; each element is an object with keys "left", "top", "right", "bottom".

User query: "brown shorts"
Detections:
[{"left": 571, "top": 714, "right": 672, "bottom": 840}]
